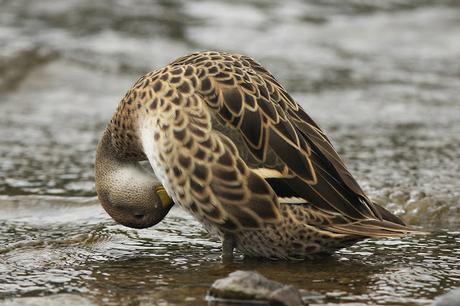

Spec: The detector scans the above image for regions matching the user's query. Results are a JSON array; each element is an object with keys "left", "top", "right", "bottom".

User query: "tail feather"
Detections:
[
  {"left": 328, "top": 218, "right": 427, "bottom": 238},
  {"left": 370, "top": 201, "right": 407, "bottom": 226}
]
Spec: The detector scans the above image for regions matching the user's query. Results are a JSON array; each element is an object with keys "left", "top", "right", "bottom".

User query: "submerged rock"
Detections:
[
  {"left": 207, "top": 270, "right": 304, "bottom": 306},
  {"left": 432, "top": 288, "right": 460, "bottom": 306}
]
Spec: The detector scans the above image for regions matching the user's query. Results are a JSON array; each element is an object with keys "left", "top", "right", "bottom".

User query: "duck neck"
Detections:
[{"left": 95, "top": 130, "right": 149, "bottom": 193}]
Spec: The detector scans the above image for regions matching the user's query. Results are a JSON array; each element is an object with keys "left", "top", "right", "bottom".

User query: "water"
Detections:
[
  {"left": 0, "top": 197, "right": 459, "bottom": 305},
  {"left": 0, "top": 0, "right": 459, "bottom": 305}
]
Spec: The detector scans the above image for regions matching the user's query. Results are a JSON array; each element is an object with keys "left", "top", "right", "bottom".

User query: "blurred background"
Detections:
[{"left": 0, "top": 1, "right": 459, "bottom": 305}]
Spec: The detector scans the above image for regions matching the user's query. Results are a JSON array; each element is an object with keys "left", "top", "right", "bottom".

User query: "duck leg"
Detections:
[{"left": 222, "top": 233, "right": 235, "bottom": 261}]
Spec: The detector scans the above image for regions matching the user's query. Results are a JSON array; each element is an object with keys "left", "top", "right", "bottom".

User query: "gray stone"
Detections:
[
  {"left": 208, "top": 270, "right": 303, "bottom": 306},
  {"left": 432, "top": 288, "right": 460, "bottom": 306},
  {"left": 269, "top": 286, "right": 303, "bottom": 306}
]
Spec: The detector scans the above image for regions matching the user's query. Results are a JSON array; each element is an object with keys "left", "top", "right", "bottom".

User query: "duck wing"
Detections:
[{"left": 168, "top": 51, "right": 413, "bottom": 236}]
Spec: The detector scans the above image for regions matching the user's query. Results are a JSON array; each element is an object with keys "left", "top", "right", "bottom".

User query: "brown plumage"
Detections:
[{"left": 96, "top": 51, "right": 418, "bottom": 259}]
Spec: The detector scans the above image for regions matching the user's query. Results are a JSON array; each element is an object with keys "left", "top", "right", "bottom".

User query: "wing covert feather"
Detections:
[{"left": 152, "top": 51, "right": 408, "bottom": 229}]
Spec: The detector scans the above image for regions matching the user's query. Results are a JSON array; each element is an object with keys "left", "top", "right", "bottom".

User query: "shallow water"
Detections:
[
  {"left": 0, "top": 0, "right": 459, "bottom": 305},
  {"left": 0, "top": 197, "right": 459, "bottom": 305}
]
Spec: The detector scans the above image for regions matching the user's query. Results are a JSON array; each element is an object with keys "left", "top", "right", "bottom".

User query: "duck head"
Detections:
[{"left": 95, "top": 130, "right": 173, "bottom": 229}]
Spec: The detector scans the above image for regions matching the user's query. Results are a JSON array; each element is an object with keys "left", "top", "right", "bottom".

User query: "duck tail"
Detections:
[{"left": 328, "top": 202, "right": 428, "bottom": 238}]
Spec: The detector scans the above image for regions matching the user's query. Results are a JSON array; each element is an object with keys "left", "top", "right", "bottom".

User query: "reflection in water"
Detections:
[{"left": 1, "top": 0, "right": 459, "bottom": 305}]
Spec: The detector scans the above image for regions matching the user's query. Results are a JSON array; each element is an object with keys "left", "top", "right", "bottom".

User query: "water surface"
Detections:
[
  {"left": 0, "top": 0, "right": 459, "bottom": 305},
  {"left": 1, "top": 197, "right": 459, "bottom": 305}
]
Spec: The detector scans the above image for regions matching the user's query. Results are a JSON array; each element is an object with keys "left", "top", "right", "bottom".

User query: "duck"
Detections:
[{"left": 95, "top": 50, "right": 416, "bottom": 260}]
